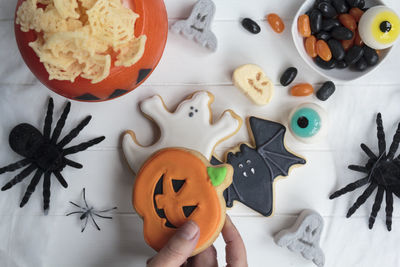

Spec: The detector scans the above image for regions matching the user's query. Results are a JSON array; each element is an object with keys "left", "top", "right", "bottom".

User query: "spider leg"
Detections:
[
  {"left": 64, "top": 158, "right": 83, "bottom": 169},
  {"left": 93, "top": 213, "right": 113, "bottom": 219},
  {"left": 53, "top": 171, "right": 68, "bottom": 188},
  {"left": 368, "top": 187, "right": 384, "bottom": 229},
  {"left": 348, "top": 165, "right": 369, "bottom": 173},
  {"left": 50, "top": 102, "right": 71, "bottom": 144},
  {"left": 361, "top": 144, "right": 377, "bottom": 160},
  {"left": 20, "top": 169, "right": 43, "bottom": 207},
  {"left": 63, "top": 136, "right": 105, "bottom": 155},
  {"left": 0, "top": 159, "right": 31, "bottom": 175},
  {"left": 1, "top": 164, "right": 36, "bottom": 191},
  {"left": 97, "top": 207, "right": 118, "bottom": 213},
  {"left": 43, "top": 172, "right": 51, "bottom": 214},
  {"left": 66, "top": 211, "right": 84, "bottom": 216},
  {"left": 82, "top": 188, "right": 90, "bottom": 209},
  {"left": 89, "top": 212, "right": 101, "bottom": 231},
  {"left": 43, "top": 98, "right": 54, "bottom": 139},
  {"left": 57, "top": 116, "right": 92, "bottom": 148},
  {"left": 385, "top": 189, "right": 394, "bottom": 231},
  {"left": 346, "top": 183, "right": 377, "bottom": 218},
  {"left": 329, "top": 177, "right": 369, "bottom": 199},
  {"left": 388, "top": 122, "right": 400, "bottom": 160},
  {"left": 69, "top": 201, "right": 85, "bottom": 209},
  {"left": 376, "top": 113, "right": 386, "bottom": 157},
  {"left": 81, "top": 214, "right": 89, "bottom": 232}
]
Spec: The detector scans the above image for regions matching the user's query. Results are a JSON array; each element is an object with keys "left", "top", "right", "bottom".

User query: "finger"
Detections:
[
  {"left": 187, "top": 245, "right": 218, "bottom": 267},
  {"left": 221, "top": 215, "right": 248, "bottom": 267},
  {"left": 148, "top": 221, "right": 200, "bottom": 267}
]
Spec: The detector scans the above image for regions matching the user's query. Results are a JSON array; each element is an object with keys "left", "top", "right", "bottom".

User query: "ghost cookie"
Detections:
[
  {"left": 122, "top": 91, "right": 242, "bottom": 174},
  {"left": 211, "top": 117, "right": 305, "bottom": 216},
  {"left": 274, "top": 209, "right": 325, "bottom": 267},
  {"left": 170, "top": 0, "right": 218, "bottom": 51},
  {"left": 232, "top": 64, "right": 274, "bottom": 105},
  {"left": 134, "top": 148, "right": 233, "bottom": 255}
]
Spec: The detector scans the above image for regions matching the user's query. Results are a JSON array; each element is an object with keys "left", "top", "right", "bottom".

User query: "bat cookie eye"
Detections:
[
  {"left": 289, "top": 103, "right": 328, "bottom": 144},
  {"left": 359, "top": 6, "right": 400, "bottom": 49}
]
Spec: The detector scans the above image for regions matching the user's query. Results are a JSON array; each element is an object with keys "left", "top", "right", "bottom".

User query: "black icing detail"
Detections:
[
  {"left": 153, "top": 175, "right": 178, "bottom": 229},
  {"left": 380, "top": 21, "right": 392, "bottom": 33},
  {"left": 172, "top": 179, "right": 185, "bottom": 193},
  {"left": 108, "top": 89, "right": 128, "bottom": 99},
  {"left": 153, "top": 175, "right": 166, "bottom": 219},
  {"left": 189, "top": 112, "right": 194, "bottom": 117},
  {"left": 74, "top": 93, "right": 100, "bottom": 101},
  {"left": 182, "top": 205, "right": 197, "bottom": 218},
  {"left": 212, "top": 117, "right": 306, "bottom": 216},
  {"left": 136, "top": 68, "right": 152, "bottom": 84},
  {"left": 297, "top": 117, "right": 309, "bottom": 128}
]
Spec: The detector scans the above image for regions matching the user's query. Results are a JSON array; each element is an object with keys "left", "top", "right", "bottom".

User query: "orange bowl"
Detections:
[{"left": 14, "top": 0, "right": 168, "bottom": 102}]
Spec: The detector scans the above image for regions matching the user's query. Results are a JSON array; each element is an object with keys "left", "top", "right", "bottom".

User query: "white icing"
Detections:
[{"left": 122, "top": 91, "right": 241, "bottom": 173}]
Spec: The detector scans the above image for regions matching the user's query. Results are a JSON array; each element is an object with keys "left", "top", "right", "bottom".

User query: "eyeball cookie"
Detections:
[
  {"left": 359, "top": 6, "right": 400, "bottom": 49},
  {"left": 289, "top": 103, "right": 328, "bottom": 144},
  {"left": 133, "top": 148, "right": 233, "bottom": 255}
]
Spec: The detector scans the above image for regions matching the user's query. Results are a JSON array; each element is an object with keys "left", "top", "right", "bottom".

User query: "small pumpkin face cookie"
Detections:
[
  {"left": 233, "top": 64, "right": 274, "bottom": 105},
  {"left": 133, "top": 148, "right": 233, "bottom": 255}
]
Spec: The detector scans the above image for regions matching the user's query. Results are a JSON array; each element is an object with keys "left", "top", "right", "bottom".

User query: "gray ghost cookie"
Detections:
[
  {"left": 170, "top": 0, "right": 217, "bottom": 51},
  {"left": 274, "top": 209, "right": 325, "bottom": 267}
]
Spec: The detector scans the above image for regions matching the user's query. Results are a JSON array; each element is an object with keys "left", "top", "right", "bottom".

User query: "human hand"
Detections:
[{"left": 147, "top": 215, "right": 247, "bottom": 267}]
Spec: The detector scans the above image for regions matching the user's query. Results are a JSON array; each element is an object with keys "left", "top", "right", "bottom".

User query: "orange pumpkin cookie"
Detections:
[{"left": 133, "top": 148, "right": 233, "bottom": 255}]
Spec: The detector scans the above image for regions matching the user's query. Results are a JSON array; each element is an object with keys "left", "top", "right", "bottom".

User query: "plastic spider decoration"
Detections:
[
  {"left": 0, "top": 98, "right": 105, "bottom": 214},
  {"left": 330, "top": 113, "right": 400, "bottom": 231},
  {"left": 66, "top": 188, "right": 117, "bottom": 232}
]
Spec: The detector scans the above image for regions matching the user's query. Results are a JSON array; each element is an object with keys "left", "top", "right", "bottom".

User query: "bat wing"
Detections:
[{"left": 249, "top": 116, "right": 306, "bottom": 179}]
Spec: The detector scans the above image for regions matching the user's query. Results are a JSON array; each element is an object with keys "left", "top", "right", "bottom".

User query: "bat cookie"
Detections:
[
  {"left": 212, "top": 116, "right": 306, "bottom": 216},
  {"left": 232, "top": 64, "right": 274, "bottom": 105},
  {"left": 122, "top": 91, "right": 242, "bottom": 174},
  {"left": 133, "top": 148, "right": 233, "bottom": 255}
]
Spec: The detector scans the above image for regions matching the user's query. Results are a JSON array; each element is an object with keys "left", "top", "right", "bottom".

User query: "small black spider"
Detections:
[
  {"left": 0, "top": 98, "right": 105, "bottom": 214},
  {"left": 66, "top": 188, "right": 117, "bottom": 232},
  {"left": 330, "top": 113, "right": 400, "bottom": 231}
]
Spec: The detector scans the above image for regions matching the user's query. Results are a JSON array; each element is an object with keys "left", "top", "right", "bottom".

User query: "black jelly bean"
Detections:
[
  {"left": 363, "top": 46, "right": 379, "bottom": 66},
  {"left": 322, "top": 19, "right": 340, "bottom": 31},
  {"left": 317, "top": 2, "right": 337, "bottom": 18},
  {"left": 336, "top": 60, "right": 348, "bottom": 68},
  {"left": 355, "top": 57, "right": 368, "bottom": 71},
  {"left": 328, "top": 39, "right": 345, "bottom": 60},
  {"left": 310, "top": 9, "right": 323, "bottom": 34},
  {"left": 331, "top": 0, "right": 349, "bottom": 13},
  {"left": 316, "top": 31, "right": 331, "bottom": 41},
  {"left": 317, "top": 81, "right": 336, "bottom": 101},
  {"left": 357, "top": 0, "right": 365, "bottom": 8},
  {"left": 315, "top": 56, "right": 336, "bottom": 69},
  {"left": 280, "top": 67, "right": 298, "bottom": 86},
  {"left": 331, "top": 26, "right": 354, "bottom": 40},
  {"left": 346, "top": 0, "right": 360, "bottom": 7},
  {"left": 345, "top": 45, "right": 364, "bottom": 65},
  {"left": 241, "top": 18, "right": 261, "bottom": 34}
]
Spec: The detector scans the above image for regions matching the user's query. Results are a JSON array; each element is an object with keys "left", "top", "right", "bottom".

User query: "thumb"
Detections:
[{"left": 148, "top": 220, "right": 200, "bottom": 267}]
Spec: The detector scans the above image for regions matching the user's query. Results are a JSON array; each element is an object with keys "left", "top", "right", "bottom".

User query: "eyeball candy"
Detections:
[
  {"left": 359, "top": 6, "right": 400, "bottom": 49},
  {"left": 289, "top": 103, "right": 328, "bottom": 144}
]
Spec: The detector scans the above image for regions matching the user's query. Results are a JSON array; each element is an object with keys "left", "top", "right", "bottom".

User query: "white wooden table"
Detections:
[{"left": 1, "top": 0, "right": 400, "bottom": 266}]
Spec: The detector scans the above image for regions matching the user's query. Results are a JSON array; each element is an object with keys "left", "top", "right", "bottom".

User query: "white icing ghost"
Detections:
[
  {"left": 274, "top": 209, "right": 325, "bottom": 267},
  {"left": 170, "top": 0, "right": 218, "bottom": 51},
  {"left": 122, "top": 91, "right": 242, "bottom": 174}
]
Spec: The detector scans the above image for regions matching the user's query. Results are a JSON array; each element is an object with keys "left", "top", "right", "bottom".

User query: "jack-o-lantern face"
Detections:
[
  {"left": 233, "top": 64, "right": 274, "bottom": 106},
  {"left": 133, "top": 148, "right": 232, "bottom": 255}
]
